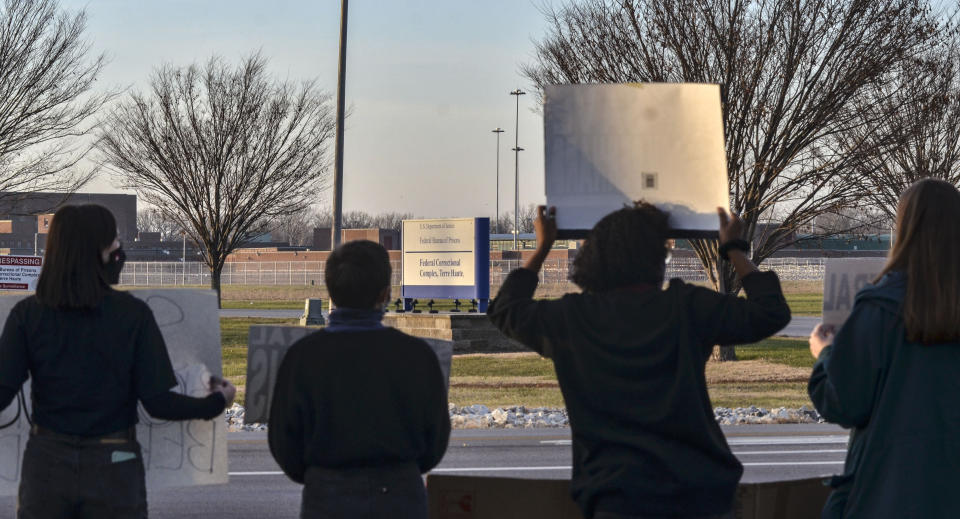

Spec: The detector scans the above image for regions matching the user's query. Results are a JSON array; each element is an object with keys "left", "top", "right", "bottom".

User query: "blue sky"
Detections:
[{"left": 73, "top": 0, "right": 553, "bottom": 219}]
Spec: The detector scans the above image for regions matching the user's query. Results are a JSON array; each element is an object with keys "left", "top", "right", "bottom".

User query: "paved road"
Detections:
[
  {"left": 220, "top": 310, "right": 821, "bottom": 338},
  {"left": 0, "top": 425, "right": 845, "bottom": 518}
]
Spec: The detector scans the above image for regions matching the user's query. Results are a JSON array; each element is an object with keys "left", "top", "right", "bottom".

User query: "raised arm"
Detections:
[
  {"left": 487, "top": 206, "right": 565, "bottom": 357},
  {"left": 687, "top": 208, "right": 791, "bottom": 348}
]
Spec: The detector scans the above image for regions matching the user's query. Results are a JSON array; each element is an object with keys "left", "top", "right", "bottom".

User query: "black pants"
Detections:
[
  {"left": 301, "top": 463, "right": 426, "bottom": 519},
  {"left": 18, "top": 434, "right": 147, "bottom": 519}
]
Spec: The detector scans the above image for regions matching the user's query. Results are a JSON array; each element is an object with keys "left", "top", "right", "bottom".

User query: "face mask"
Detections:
[{"left": 105, "top": 246, "right": 126, "bottom": 285}]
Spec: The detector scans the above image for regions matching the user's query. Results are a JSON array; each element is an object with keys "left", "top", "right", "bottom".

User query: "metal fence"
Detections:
[{"left": 118, "top": 257, "right": 830, "bottom": 288}]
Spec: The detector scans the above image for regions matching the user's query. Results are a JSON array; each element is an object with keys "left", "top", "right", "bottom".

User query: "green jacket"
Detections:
[{"left": 809, "top": 271, "right": 960, "bottom": 518}]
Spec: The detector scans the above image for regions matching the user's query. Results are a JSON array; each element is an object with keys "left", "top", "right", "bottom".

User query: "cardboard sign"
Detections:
[
  {"left": 822, "top": 258, "right": 887, "bottom": 329},
  {"left": 426, "top": 475, "right": 833, "bottom": 519},
  {"left": 244, "top": 325, "right": 453, "bottom": 424},
  {"left": 0, "top": 289, "right": 228, "bottom": 495},
  {"left": 544, "top": 83, "right": 729, "bottom": 238},
  {"left": 0, "top": 256, "right": 41, "bottom": 290}
]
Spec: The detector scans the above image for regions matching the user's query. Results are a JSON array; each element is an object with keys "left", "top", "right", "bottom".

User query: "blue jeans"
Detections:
[
  {"left": 18, "top": 432, "right": 147, "bottom": 518},
  {"left": 301, "top": 463, "right": 426, "bottom": 519}
]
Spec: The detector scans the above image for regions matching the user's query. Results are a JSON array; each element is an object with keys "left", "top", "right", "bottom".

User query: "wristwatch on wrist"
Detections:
[{"left": 718, "top": 239, "right": 751, "bottom": 260}]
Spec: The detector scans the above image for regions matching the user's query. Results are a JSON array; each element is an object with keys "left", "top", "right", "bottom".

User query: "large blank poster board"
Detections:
[
  {"left": 544, "top": 83, "right": 729, "bottom": 238},
  {"left": 0, "top": 289, "right": 228, "bottom": 495}
]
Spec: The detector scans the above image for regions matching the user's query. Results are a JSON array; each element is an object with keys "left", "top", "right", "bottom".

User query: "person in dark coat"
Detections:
[
  {"left": 808, "top": 178, "right": 960, "bottom": 518},
  {"left": 0, "top": 204, "right": 235, "bottom": 519},
  {"left": 268, "top": 240, "right": 450, "bottom": 519},
  {"left": 488, "top": 203, "right": 791, "bottom": 519}
]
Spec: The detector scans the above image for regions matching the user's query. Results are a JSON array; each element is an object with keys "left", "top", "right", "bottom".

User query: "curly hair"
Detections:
[{"left": 570, "top": 202, "right": 670, "bottom": 293}]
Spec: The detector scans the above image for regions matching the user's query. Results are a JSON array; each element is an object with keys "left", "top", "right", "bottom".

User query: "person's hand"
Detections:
[
  {"left": 534, "top": 205, "right": 558, "bottom": 251},
  {"left": 210, "top": 376, "right": 237, "bottom": 407},
  {"left": 809, "top": 324, "right": 835, "bottom": 359},
  {"left": 717, "top": 207, "right": 744, "bottom": 244}
]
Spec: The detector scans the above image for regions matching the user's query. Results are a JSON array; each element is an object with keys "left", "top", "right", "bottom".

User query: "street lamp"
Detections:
[
  {"left": 491, "top": 127, "right": 504, "bottom": 233},
  {"left": 509, "top": 89, "right": 525, "bottom": 250}
]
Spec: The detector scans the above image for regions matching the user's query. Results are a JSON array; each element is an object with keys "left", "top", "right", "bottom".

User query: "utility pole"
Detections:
[
  {"left": 509, "top": 89, "right": 525, "bottom": 250},
  {"left": 492, "top": 127, "right": 504, "bottom": 233},
  {"left": 331, "top": 0, "right": 348, "bottom": 250}
]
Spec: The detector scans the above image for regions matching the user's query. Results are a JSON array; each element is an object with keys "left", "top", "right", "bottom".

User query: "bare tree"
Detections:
[
  {"left": 0, "top": 0, "right": 112, "bottom": 201},
  {"left": 526, "top": 0, "right": 940, "bottom": 359},
  {"left": 136, "top": 207, "right": 183, "bottom": 241},
  {"left": 371, "top": 212, "right": 413, "bottom": 233},
  {"left": 495, "top": 204, "right": 537, "bottom": 234},
  {"left": 839, "top": 23, "right": 960, "bottom": 220},
  {"left": 98, "top": 54, "right": 335, "bottom": 306},
  {"left": 271, "top": 211, "right": 314, "bottom": 246}
]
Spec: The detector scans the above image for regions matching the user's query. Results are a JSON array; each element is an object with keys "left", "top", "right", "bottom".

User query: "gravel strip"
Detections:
[{"left": 224, "top": 403, "right": 824, "bottom": 431}]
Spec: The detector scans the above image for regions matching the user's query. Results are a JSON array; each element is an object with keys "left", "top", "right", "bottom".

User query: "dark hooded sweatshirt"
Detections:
[
  {"left": 809, "top": 271, "right": 960, "bottom": 518},
  {"left": 488, "top": 268, "right": 790, "bottom": 518}
]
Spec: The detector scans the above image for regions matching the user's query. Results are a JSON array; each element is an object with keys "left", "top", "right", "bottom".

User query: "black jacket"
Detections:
[
  {"left": 489, "top": 269, "right": 790, "bottom": 517},
  {"left": 268, "top": 327, "right": 450, "bottom": 484},
  {"left": 809, "top": 271, "right": 960, "bottom": 518}
]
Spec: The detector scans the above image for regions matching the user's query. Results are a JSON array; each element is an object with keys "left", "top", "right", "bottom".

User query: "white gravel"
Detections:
[{"left": 224, "top": 403, "right": 824, "bottom": 431}]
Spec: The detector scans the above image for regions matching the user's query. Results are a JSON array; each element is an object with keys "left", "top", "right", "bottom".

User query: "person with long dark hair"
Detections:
[
  {"left": 808, "top": 178, "right": 960, "bottom": 518},
  {"left": 488, "top": 203, "right": 791, "bottom": 519},
  {"left": 0, "top": 204, "right": 236, "bottom": 518}
]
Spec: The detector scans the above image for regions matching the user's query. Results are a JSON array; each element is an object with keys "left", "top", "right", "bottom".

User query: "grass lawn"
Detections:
[
  {"left": 218, "top": 320, "right": 816, "bottom": 410},
  {"left": 785, "top": 293, "right": 823, "bottom": 317}
]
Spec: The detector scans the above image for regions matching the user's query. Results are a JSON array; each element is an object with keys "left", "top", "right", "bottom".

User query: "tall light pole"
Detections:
[
  {"left": 492, "top": 127, "right": 504, "bottom": 233},
  {"left": 331, "top": 0, "right": 349, "bottom": 250},
  {"left": 509, "top": 89, "right": 525, "bottom": 250}
]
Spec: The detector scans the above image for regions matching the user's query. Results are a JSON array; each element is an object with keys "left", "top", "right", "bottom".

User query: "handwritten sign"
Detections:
[
  {"left": 822, "top": 258, "right": 887, "bottom": 329},
  {"left": 544, "top": 83, "right": 729, "bottom": 238},
  {"left": 244, "top": 325, "right": 453, "bottom": 424},
  {"left": 0, "top": 289, "right": 228, "bottom": 495},
  {"left": 0, "top": 256, "right": 41, "bottom": 290}
]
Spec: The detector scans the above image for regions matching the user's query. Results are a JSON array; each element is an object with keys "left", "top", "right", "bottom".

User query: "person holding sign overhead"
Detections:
[
  {"left": 0, "top": 204, "right": 236, "bottom": 519},
  {"left": 489, "top": 203, "right": 790, "bottom": 519},
  {"left": 808, "top": 179, "right": 960, "bottom": 518}
]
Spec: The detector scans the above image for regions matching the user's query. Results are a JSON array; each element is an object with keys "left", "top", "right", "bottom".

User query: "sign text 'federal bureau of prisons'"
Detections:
[{"left": 402, "top": 218, "right": 489, "bottom": 308}]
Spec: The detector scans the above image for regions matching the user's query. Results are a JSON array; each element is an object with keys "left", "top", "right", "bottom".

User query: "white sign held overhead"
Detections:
[
  {"left": 544, "top": 83, "right": 730, "bottom": 238},
  {"left": 0, "top": 256, "right": 42, "bottom": 291}
]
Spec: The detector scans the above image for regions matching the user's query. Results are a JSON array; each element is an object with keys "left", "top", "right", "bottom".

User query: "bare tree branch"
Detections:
[
  {"left": 98, "top": 53, "right": 335, "bottom": 306},
  {"left": 0, "top": 0, "right": 113, "bottom": 202},
  {"left": 525, "top": 0, "right": 942, "bottom": 360}
]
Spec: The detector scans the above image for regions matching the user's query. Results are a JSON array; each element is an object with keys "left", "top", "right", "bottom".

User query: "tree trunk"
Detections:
[
  {"left": 711, "top": 256, "right": 739, "bottom": 362},
  {"left": 210, "top": 268, "right": 222, "bottom": 309},
  {"left": 711, "top": 345, "right": 738, "bottom": 361}
]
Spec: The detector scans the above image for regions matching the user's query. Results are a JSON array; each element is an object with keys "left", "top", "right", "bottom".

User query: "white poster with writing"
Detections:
[
  {"left": 544, "top": 83, "right": 729, "bottom": 236},
  {"left": 0, "top": 256, "right": 41, "bottom": 291},
  {"left": 822, "top": 258, "right": 888, "bottom": 329},
  {"left": 402, "top": 219, "right": 477, "bottom": 287},
  {"left": 0, "top": 289, "right": 228, "bottom": 495}
]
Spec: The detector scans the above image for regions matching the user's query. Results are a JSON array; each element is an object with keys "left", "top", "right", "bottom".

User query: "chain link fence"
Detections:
[{"left": 118, "top": 257, "right": 829, "bottom": 289}]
